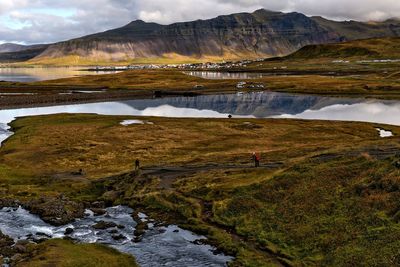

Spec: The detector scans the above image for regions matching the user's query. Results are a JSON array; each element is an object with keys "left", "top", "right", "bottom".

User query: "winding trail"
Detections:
[{"left": 138, "top": 162, "right": 284, "bottom": 190}]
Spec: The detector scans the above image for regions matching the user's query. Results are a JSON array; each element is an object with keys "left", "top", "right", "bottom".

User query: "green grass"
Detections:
[
  {"left": 209, "top": 156, "right": 400, "bottom": 265},
  {"left": 18, "top": 239, "right": 138, "bottom": 267}
]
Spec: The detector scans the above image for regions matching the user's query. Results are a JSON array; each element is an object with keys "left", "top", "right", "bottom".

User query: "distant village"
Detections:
[
  {"left": 87, "top": 58, "right": 269, "bottom": 91},
  {"left": 88, "top": 58, "right": 266, "bottom": 72}
]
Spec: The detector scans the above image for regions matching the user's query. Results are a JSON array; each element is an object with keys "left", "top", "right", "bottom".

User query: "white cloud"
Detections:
[{"left": 0, "top": 0, "right": 399, "bottom": 44}]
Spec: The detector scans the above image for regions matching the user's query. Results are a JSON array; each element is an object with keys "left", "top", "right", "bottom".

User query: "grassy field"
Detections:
[
  {"left": 2, "top": 114, "right": 400, "bottom": 265},
  {"left": 17, "top": 239, "right": 138, "bottom": 267}
]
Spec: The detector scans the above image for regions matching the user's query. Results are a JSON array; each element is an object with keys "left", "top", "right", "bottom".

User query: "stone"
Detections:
[
  {"left": 92, "top": 221, "right": 117, "bottom": 230},
  {"left": 112, "top": 234, "right": 127, "bottom": 241},
  {"left": 64, "top": 228, "right": 74, "bottom": 235},
  {"left": 91, "top": 201, "right": 105, "bottom": 208},
  {"left": 23, "top": 197, "right": 85, "bottom": 226},
  {"left": 91, "top": 208, "right": 106, "bottom": 216}
]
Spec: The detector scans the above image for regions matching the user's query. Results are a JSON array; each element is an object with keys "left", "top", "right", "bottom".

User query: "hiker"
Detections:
[
  {"left": 135, "top": 159, "right": 140, "bottom": 171},
  {"left": 252, "top": 152, "right": 260, "bottom": 167}
]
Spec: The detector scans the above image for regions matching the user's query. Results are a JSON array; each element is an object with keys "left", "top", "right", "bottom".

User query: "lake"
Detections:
[
  {"left": 1, "top": 91, "right": 399, "bottom": 145},
  {"left": 0, "top": 67, "right": 120, "bottom": 82}
]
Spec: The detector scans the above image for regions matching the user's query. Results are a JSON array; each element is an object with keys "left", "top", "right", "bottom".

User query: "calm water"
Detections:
[
  {"left": 1, "top": 91, "right": 399, "bottom": 145},
  {"left": 0, "top": 67, "right": 120, "bottom": 82}
]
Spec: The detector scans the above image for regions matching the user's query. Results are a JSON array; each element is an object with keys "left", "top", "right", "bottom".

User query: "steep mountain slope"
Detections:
[
  {"left": 311, "top": 17, "right": 400, "bottom": 40},
  {"left": 26, "top": 9, "right": 400, "bottom": 64},
  {"left": 0, "top": 45, "right": 49, "bottom": 63},
  {"left": 0, "top": 43, "right": 28, "bottom": 53}
]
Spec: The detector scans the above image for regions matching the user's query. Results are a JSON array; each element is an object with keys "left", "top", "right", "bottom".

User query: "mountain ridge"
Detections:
[
  {"left": 0, "top": 43, "right": 28, "bottom": 53},
  {"left": 32, "top": 9, "right": 343, "bottom": 63},
  {"left": 3, "top": 9, "right": 400, "bottom": 64}
]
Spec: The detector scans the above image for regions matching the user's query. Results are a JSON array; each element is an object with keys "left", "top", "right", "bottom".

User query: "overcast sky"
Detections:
[{"left": 1, "top": 0, "right": 400, "bottom": 45}]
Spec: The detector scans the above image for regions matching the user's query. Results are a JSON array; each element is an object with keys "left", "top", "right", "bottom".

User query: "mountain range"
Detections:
[{"left": 2, "top": 9, "right": 400, "bottom": 64}]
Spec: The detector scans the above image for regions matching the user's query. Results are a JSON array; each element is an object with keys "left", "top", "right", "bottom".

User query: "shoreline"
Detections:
[
  {"left": 2, "top": 88, "right": 400, "bottom": 110},
  {"left": 0, "top": 90, "right": 209, "bottom": 110}
]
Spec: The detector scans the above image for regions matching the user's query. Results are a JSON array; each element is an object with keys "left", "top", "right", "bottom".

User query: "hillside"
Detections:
[{"left": 286, "top": 37, "right": 400, "bottom": 59}]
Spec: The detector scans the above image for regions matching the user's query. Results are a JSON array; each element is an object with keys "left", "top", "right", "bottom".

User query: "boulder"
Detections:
[
  {"left": 92, "top": 221, "right": 117, "bottom": 230},
  {"left": 91, "top": 208, "right": 106, "bottom": 216},
  {"left": 64, "top": 228, "right": 74, "bottom": 235},
  {"left": 23, "top": 196, "right": 85, "bottom": 226},
  {"left": 112, "top": 234, "right": 127, "bottom": 241}
]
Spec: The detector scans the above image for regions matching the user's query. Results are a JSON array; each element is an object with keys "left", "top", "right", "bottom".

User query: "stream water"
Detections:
[{"left": 0, "top": 206, "right": 232, "bottom": 266}]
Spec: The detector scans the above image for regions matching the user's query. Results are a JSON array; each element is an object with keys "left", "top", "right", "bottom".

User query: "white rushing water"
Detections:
[{"left": 0, "top": 206, "right": 232, "bottom": 267}]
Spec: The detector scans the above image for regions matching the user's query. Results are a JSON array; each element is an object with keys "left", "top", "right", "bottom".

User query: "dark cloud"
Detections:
[{"left": 0, "top": 0, "right": 399, "bottom": 44}]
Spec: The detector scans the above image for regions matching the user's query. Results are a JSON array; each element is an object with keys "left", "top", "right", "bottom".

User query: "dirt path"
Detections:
[{"left": 139, "top": 162, "right": 284, "bottom": 190}]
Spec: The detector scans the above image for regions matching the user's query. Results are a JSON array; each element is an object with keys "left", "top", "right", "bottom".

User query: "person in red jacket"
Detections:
[{"left": 252, "top": 152, "right": 260, "bottom": 167}]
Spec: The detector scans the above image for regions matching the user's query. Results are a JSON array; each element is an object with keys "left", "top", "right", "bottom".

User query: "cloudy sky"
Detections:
[{"left": 1, "top": 0, "right": 399, "bottom": 45}]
